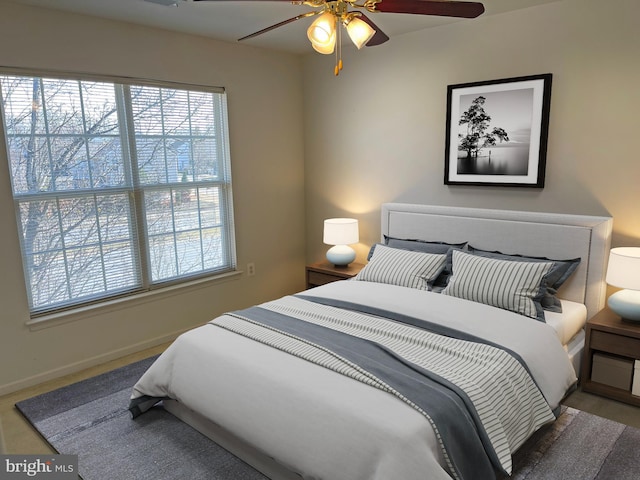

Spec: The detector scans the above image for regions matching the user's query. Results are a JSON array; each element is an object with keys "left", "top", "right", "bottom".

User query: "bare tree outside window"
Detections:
[{"left": 0, "top": 74, "right": 234, "bottom": 315}]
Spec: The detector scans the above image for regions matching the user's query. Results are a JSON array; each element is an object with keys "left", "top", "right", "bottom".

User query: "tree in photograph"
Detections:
[{"left": 458, "top": 96, "right": 509, "bottom": 159}]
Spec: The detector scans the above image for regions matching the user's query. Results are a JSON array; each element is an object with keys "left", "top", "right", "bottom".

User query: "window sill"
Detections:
[{"left": 26, "top": 270, "right": 243, "bottom": 332}]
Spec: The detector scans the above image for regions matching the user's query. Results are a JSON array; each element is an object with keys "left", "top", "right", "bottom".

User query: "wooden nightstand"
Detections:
[
  {"left": 305, "top": 261, "right": 365, "bottom": 289},
  {"left": 581, "top": 308, "right": 640, "bottom": 406}
]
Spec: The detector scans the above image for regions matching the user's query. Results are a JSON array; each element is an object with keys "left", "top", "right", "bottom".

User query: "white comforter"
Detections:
[{"left": 131, "top": 281, "right": 577, "bottom": 480}]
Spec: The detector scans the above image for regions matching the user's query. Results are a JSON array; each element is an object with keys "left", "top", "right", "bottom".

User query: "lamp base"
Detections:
[
  {"left": 608, "top": 289, "right": 640, "bottom": 322},
  {"left": 326, "top": 245, "right": 356, "bottom": 267}
]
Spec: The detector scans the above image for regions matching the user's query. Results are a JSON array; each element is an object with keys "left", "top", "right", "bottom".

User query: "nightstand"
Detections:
[
  {"left": 305, "top": 261, "right": 365, "bottom": 289},
  {"left": 581, "top": 308, "right": 640, "bottom": 406}
]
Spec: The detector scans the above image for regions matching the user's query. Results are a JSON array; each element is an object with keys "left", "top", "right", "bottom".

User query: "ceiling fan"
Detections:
[{"left": 151, "top": 0, "right": 485, "bottom": 74}]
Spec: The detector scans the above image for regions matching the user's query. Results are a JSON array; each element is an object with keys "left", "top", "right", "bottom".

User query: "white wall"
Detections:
[
  {"left": 0, "top": 2, "right": 306, "bottom": 393},
  {"left": 303, "top": 0, "right": 640, "bottom": 263}
]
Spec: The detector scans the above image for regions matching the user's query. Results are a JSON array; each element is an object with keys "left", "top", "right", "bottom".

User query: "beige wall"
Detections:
[
  {"left": 303, "top": 0, "right": 640, "bottom": 263},
  {"left": 2, "top": 0, "right": 639, "bottom": 393},
  {"left": 0, "top": 2, "right": 306, "bottom": 393}
]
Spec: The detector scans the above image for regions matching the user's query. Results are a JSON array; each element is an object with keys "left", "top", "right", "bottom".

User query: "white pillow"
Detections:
[
  {"left": 354, "top": 244, "right": 446, "bottom": 291},
  {"left": 442, "top": 249, "right": 553, "bottom": 320}
]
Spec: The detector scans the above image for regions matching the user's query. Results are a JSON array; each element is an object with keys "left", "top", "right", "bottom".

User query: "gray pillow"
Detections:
[
  {"left": 385, "top": 236, "right": 467, "bottom": 254},
  {"left": 442, "top": 249, "right": 554, "bottom": 321},
  {"left": 367, "top": 237, "right": 466, "bottom": 261},
  {"left": 368, "top": 237, "right": 467, "bottom": 288},
  {"left": 467, "top": 246, "right": 581, "bottom": 313}
]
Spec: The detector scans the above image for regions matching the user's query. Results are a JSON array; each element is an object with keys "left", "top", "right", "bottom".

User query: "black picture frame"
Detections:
[{"left": 444, "top": 73, "right": 552, "bottom": 188}]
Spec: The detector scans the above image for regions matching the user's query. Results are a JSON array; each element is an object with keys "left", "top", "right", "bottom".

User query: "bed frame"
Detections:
[
  {"left": 381, "top": 203, "right": 612, "bottom": 320},
  {"left": 165, "top": 203, "right": 613, "bottom": 480}
]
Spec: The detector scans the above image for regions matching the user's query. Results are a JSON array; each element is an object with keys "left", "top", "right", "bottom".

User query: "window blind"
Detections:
[{"left": 0, "top": 74, "right": 235, "bottom": 316}]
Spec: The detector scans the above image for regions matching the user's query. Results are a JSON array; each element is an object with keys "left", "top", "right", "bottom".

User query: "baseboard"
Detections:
[{"left": 0, "top": 329, "right": 186, "bottom": 396}]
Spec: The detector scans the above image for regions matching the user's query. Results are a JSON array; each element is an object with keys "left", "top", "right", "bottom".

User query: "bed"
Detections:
[{"left": 129, "top": 203, "right": 613, "bottom": 480}]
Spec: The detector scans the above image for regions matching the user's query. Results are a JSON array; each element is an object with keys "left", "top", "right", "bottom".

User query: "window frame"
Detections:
[{"left": 0, "top": 67, "right": 237, "bottom": 321}]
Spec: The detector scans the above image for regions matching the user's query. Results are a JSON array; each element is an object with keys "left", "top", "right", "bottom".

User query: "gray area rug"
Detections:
[
  {"left": 498, "top": 405, "right": 640, "bottom": 480},
  {"left": 16, "top": 356, "right": 268, "bottom": 480},
  {"left": 16, "top": 356, "right": 640, "bottom": 480}
]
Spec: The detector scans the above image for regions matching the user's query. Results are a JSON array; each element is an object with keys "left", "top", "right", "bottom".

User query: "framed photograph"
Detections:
[{"left": 444, "top": 73, "right": 552, "bottom": 187}]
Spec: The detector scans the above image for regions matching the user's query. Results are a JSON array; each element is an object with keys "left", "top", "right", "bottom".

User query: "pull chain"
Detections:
[{"left": 334, "top": 23, "right": 343, "bottom": 76}]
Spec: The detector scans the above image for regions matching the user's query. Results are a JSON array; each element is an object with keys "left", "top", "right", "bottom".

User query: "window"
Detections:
[{"left": 0, "top": 73, "right": 235, "bottom": 316}]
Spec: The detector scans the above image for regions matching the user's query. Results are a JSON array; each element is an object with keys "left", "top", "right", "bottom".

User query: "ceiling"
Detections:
[{"left": 8, "top": 0, "right": 560, "bottom": 54}]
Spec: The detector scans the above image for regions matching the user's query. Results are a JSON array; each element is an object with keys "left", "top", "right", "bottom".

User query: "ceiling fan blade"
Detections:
[
  {"left": 238, "top": 11, "right": 320, "bottom": 41},
  {"left": 373, "top": 0, "right": 484, "bottom": 18},
  {"left": 193, "top": 0, "right": 296, "bottom": 2},
  {"left": 357, "top": 14, "right": 390, "bottom": 47}
]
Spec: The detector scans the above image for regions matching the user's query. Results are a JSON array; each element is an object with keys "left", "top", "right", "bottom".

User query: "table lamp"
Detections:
[
  {"left": 606, "top": 247, "right": 640, "bottom": 322},
  {"left": 323, "top": 218, "right": 359, "bottom": 266}
]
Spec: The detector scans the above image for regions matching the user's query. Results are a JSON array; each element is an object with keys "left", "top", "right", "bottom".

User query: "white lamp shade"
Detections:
[
  {"left": 311, "top": 40, "right": 336, "bottom": 55},
  {"left": 606, "top": 247, "right": 640, "bottom": 290},
  {"left": 307, "top": 12, "right": 336, "bottom": 55},
  {"left": 606, "top": 247, "right": 640, "bottom": 321},
  {"left": 346, "top": 17, "right": 375, "bottom": 49},
  {"left": 323, "top": 218, "right": 359, "bottom": 246}
]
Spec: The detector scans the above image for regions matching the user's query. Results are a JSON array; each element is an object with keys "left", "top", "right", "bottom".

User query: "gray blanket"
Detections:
[
  {"left": 226, "top": 305, "right": 497, "bottom": 480},
  {"left": 217, "top": 294, "right": 554, "bottom": 480},
  {"left": 131, "top": 294, "right": 556, "bottom": 480}
]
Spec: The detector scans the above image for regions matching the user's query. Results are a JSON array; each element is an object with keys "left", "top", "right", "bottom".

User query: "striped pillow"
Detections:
[
  {"left": 354, "top": 244, "right": 446, "bottom": 291},
  {"left": 442, "top": 249, "right": 553, "bottom": 320},
  {"left": 466, "top": 246, "right": 581, "bottom": 313}
]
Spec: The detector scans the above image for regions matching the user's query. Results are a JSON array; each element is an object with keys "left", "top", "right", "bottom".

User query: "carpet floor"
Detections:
[
  {"left": 15, "top": 356, "right": 268, "bottom": 480},
  {"left": 15, "top": 356, "right": 640, "bottom": 480},
  {"left": 499, "top": 404, "right": 640, "bottom": 480}
]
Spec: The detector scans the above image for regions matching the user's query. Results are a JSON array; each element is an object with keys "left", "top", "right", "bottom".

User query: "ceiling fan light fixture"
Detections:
[
  {"left": 307, "top": 12, "right": 337, "bottom": 54},
  {"left": 345, "top": 17, "right": 376, "bottom": 50},
  {"left": 311, "top": 40, "right": 336, "bottom": 54},
  {"left": 229, "top": 0, "right": 485, "bottom": 73}
]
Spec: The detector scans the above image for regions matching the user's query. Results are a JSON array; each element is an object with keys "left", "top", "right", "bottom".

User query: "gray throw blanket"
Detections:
[
  {"left": 215, "top": 295, "right": 554, "bottom": 480},
  {"left": 131, "top": 294, "right": 555, "bottom": 480}
]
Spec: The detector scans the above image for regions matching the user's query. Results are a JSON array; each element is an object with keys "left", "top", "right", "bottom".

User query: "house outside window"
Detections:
[{"left": 0, "top": 73, "right": 236, "bottom": 317}]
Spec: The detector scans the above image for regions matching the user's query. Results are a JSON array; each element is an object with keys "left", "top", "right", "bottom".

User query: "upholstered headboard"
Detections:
[{"left": 381, "top": 203, "right": 613, "bottom": 319}]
